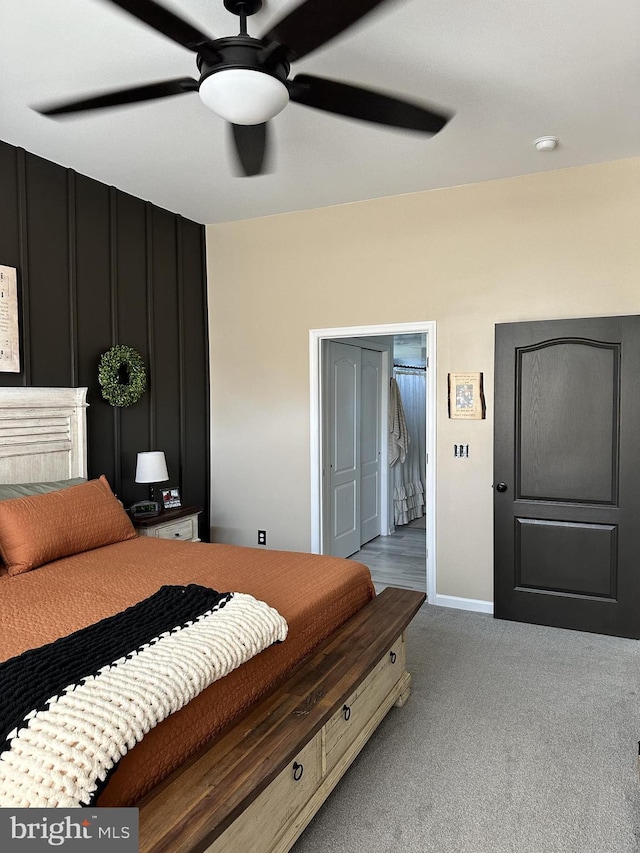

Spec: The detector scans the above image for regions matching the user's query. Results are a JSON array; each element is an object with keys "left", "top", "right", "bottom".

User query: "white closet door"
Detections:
[
  {"left": 328, "top": 341, "right": 361, "bottom": 558},
  {"left": 360, "top": 348, "right": 382, "bottom": 546}
]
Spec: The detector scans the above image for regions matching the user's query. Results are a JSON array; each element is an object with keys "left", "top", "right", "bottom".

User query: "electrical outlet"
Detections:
[{"left": 258, "top": 529, "right": 267, "bottom": 546}]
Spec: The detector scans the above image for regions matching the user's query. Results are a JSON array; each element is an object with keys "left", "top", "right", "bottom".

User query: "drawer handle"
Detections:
[
  {"left": 292, "top": 761, "right": 304, "bottom": 781},
  {"left": 174, "top": 532, "right": 181, "bottom": 537},
  {"left": 389, "top": 650, "right": 397, "bottom": 664},
  {"left": 342, "top": 704, "right": 351, "bottom": 721}
]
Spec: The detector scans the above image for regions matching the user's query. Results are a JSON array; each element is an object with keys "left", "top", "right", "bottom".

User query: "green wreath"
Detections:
[{"left": 98, "top": 345, "right": 147, "bottom": 407}]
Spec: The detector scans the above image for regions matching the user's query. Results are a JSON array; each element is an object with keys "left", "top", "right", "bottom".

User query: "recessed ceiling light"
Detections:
[{"left": 534, "top": 136, "right": 559, "bottom": 152}]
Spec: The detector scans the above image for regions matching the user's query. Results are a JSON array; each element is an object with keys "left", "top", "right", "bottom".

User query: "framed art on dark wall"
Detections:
[
  {"left": 448, "top": 372, "right": 486, "bottom": 420},
  {"left": 161, "top": 487, "right": 182, "bottom": 510},
  {"left": 0, "top": 265, "right": 20, "bottom": 373}
]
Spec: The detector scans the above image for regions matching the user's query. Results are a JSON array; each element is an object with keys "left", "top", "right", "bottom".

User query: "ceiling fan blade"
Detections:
[
  {"left": 37, "top": 78, "right": 199, "bottom": 117},
  {"left": 230, "top": 123, "right": 269, "bottom": 176},
  {"left": 261, "top": 0, "right": 392, "bottom": 61},
  {"left": 288, "top": 74, "right": 451, "bottom": 134},
  {"left": 103, "top": 0, "right": 213, "bottom": 50}
]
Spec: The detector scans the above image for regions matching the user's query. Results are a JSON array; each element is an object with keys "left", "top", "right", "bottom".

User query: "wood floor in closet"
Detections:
[{"left": 348, "top": 520, "right": 426, "bottom": 594}]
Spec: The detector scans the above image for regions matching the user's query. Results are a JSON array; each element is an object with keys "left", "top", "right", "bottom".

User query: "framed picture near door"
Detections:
[{"left": 448, "top": 372, "right": 485, "bottom": 420}]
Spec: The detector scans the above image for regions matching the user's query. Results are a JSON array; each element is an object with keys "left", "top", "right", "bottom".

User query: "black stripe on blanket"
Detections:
[{"left": 0, "top": 584, "right": 232, "bottom": 747}]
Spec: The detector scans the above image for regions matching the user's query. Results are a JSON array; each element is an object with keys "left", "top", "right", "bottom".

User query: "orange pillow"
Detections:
[{"left": 0, "top": 475, "right": 137, "bottom": 576}]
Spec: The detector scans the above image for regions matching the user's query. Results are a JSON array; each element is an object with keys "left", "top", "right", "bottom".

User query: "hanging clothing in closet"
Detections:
[
  {"left": 390, "top": 368, "right": 426, "bottom": 526},
  {"left": 389, "top": 377, "right": 409, "bottom": 466}
]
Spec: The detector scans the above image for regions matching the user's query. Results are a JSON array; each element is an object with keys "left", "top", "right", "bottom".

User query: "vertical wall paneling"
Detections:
[
  {"left": 180, "top": 218, "right": 210, "bottom": 539},
  {"left": 0, "top": 140, "right": 209, "bottom": 533},
  {"left": 151, "top": 206, "right": 181, "bottom": 496},
  {"left": 75, "top": 172, "right": 115, "bottom": 485},
  {"left": 145, "top": 202, "right": 156, "bottom": 450},
  {"left": 16, "top": 148, "right": 30, "bottom": 384},
  {"left": 176, "top": 218, "right": 187, "bottom": 495},
  {"left": 108, "top": 186, "right": 121, "bottom": 496},
  {"left": 116, "top": 192, "right": 149, "bottom": 498},
  {"left": 25, "top": 153, "right": 72, "bottom": 386},
  {"left": 0, "top": 145, "right": 20, "bottom": 264},
  {"left": 109, "top": 187, "right": 118, "bottom": 343},
  {"left": 0, "top": 144, "right": 23, "bottom": 387},
  {"left": 67, "top": 169, "right": 78, "bottom": 387}
]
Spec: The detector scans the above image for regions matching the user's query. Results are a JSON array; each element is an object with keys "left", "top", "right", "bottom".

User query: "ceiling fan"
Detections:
[{"left": 37, "top": 0, "right": 452, "bottom": 176}]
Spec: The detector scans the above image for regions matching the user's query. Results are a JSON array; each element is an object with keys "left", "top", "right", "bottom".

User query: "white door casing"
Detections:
[{"left": 310, "top": 321, "right": 436, "bottom": 604}]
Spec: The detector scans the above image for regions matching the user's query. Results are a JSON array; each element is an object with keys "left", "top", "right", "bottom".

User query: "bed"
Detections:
[{"left": 0, "top": 387, "right": 425, "bottom": 852}]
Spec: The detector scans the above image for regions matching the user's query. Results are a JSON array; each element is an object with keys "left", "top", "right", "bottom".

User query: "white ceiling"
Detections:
[{"left": 2, "top": 0, "right": 639, "bottom": 224}]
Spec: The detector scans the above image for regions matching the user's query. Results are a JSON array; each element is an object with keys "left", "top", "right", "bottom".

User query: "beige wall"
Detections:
[{"left": 206, "top": 157, "right": 640, "bottom": 603}]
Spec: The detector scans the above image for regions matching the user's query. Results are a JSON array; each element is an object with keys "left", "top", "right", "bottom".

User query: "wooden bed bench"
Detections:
[{"left": 139, "top": 586, "right": 426, "bottom": 853}]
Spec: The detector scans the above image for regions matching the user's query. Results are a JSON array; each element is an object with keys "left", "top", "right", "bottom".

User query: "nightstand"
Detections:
[{"left": 133, "top": 506, "right": 202, "bottom": 542}]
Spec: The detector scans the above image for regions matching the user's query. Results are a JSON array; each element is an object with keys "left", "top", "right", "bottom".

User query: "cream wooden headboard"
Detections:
[{"left": 0, "top": 387, "right": 88, "bottom": 484}]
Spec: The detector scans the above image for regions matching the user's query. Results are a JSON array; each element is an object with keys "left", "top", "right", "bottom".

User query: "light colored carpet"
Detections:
[{"left": 292, "top": 604, "right": 640, "bottom": 853}]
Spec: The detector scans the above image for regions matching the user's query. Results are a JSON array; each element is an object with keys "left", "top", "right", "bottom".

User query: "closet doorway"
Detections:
[{"left": 310, "top": 322, "right": 436, "bottom": 602}]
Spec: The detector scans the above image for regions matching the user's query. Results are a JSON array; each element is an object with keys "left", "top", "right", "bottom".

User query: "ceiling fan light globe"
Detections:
[{"left": 198, "top": 68, "right": 289, "bottom": 125}]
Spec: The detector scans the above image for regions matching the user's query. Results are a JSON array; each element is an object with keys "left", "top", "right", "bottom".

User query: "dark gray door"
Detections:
[{"left": 494, "top": 316, "right": 640, "bottom": 639}]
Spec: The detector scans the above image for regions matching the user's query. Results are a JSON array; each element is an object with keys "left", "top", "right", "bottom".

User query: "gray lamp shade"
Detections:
[{"left": 135, "top": 451, "right": 169, "bottom": 484}]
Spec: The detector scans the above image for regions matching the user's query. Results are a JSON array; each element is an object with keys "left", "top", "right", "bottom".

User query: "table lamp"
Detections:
[{"left": 135, "top": 450, "right": 169, "bottom": 506}]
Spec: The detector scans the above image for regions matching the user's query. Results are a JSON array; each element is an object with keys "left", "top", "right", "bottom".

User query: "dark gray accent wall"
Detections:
[{"left": 0, "top": 140, "right": 210, "bottom": 538}]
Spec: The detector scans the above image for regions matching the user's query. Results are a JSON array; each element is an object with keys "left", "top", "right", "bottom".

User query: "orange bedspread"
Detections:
[{"left": 0, "top": 537, "right": 374, "bottom": 806}]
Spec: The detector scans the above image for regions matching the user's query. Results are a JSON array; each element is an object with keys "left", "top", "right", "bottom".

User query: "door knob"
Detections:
[{"left": 496, "top": 482, "right": 508, "bottom": 493}]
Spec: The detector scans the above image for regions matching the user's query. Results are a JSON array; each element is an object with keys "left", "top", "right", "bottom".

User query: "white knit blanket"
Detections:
[{"left": 0, "top": 588, "right": 287, "bottom": 808}]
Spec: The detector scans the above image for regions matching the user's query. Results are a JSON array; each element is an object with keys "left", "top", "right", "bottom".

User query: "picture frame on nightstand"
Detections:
[{"left": 161, "top": 487, "right": 181, "bottom": 510}]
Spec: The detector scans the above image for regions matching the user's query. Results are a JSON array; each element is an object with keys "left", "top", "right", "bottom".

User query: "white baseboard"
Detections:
[{"left": 433, "top": 594, "right": 494, "bottom": 615}]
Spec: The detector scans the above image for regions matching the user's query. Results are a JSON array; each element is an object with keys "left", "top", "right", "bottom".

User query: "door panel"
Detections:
[
  {"left": 334, "top": 482, "right": 357, "bottom": 539},
  {"left": 360, "top": 472, "right": 378, "bottom": 535},
  {"left": 360, "top": 349, "right": 382, "bottom": 545},
  {"left": 329, "top": 342, "right": 360, "bottom": 558},
  {"left": 494, "top": 315, "right": 640, "bottom": 638},
  {"left": 515, "top": 519, "right": 617, "bottom": 598},
  {"left": 518, "top": 340, "right": 618, "bottom": 503},
  {"left": 334, "top": 356, "right": 358, "bottom": 474}
]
